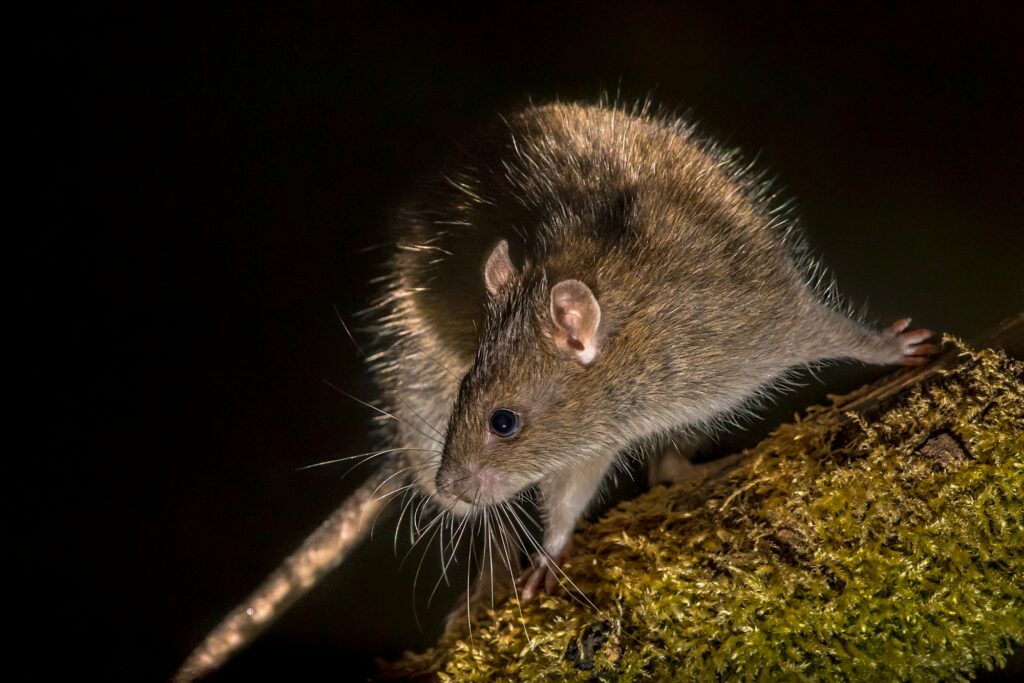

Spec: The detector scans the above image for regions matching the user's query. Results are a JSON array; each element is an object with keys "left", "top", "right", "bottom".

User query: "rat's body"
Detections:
[{"left": 177, "top": 102, "right": 934, "bottom": 680}]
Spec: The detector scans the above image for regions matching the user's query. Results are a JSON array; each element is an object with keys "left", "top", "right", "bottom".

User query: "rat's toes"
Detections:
[
  {"left": 889, "top": 322, "right": 938, "bottom": 365},
  {"left": 898, "top": 328, "right": 933, "bottom": 353},
  {"left": 520, "top": 564, "right": 549, "bottom": 602},
  {"left": 544, "top": 564, "right": 561, "bottom": 594},
  {"left": 908, "top": 342, "right": 939, "bottom": 356},
  {"left": 899, "top": 328, "right": 933, "bottom": 345},
  {"left": 887, "top": 318, "right": 912, "bottom": 335},
  {"left": 519, "top": 541, "right": 573, "bottom": 602},
  {"left": 896, "top": 341, "right": 940, "bottom": 366}
]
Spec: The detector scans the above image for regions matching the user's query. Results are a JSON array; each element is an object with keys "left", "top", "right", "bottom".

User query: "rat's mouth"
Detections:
[{"left": 435, "top": 462, "right": 531, "bottom": 509}]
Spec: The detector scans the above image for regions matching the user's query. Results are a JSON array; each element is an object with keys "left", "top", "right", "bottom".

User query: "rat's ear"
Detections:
[
  {"left": 483, "top": 239, "right": 514, "bottom": 296},
  {"left": 550, "top": 279, "right": 602, "bottom": 365}
]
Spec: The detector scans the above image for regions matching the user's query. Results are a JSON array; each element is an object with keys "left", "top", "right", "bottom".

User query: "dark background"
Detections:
[{"left": 26, "top": 4, "right": 1023, "bottom": 681}]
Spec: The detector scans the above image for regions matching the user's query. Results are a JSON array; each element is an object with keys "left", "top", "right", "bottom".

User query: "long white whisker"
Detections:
[
  {"left": 394, "top": 488, "right": 417, "bottom": 555},
  {"left": 493, "top": 502, "right": 535, "bottom": 648},
  {"left": 411, "top": 495, "right": 430, "bottom": 544},
  {"left": 484, "top": 507, "right": 495, "bottom": 612},
  {"left": 298, "top": 446, "right": 439, "bottom": 470},
  {"left": 496, "top": 501, "right": 534, "bottom": 562},
  {"left": 409, "top": 504, "right": 452, "bottom": 631},
  {"left": 410, "top": 342, "right": 460, "bottom": 381},
  {"left": 465, "top": 531, "right": 475, "bottom": 651},
  {"left": 374, "top": 480, "right": 424, "bottom": 502},
  {"left": 428, "top": 504, "right": 473, "bottom": 608},
  {"left": 369, "top": 465, "right": 413, "bottom": 501},
  {"left": 323, "top": 379, "right": 443, "bottom": 446},
  {"left": 504, "top": 500, "right": 601, "bottom": 613},
  {"left": 332, "top": 305, "right": 366, "bottom": 358},
  {"left": 531, "top": 545, "right": 599, "bottom": 613},
  {"left": 402, "top": 491, "right": 465, "bottom": 570},
  {"left": 368, "top": 488, "right": 404, "bottom": 542},
  {"left": 391, "top": 389, "right": 446, "bottom": 439},
  {"left": 404, "top": 507, "right": 447, "bottom": 571}
]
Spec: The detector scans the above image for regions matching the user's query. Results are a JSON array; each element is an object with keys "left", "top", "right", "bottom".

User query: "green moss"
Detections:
[{"left": 389, "top": 342, "right": 1024, "bottom": 681}]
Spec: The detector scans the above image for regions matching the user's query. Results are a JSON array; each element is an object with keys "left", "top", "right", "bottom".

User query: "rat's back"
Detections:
[
  {"left": 388, "top": 103, "right": 808, "bottom": 343},
  {"left": 381, "top": 103, "right": 828, "bottom": 426}
]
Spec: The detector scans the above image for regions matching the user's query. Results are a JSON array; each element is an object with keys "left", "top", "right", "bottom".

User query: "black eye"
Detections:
[{"left": 489, "top": 408, "right": 521, "bottom": 437}]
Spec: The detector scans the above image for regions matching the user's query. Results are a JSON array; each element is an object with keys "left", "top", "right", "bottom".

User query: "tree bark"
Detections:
[{"left": 384, "top": 313, "right": 1024, "bottom": 682}]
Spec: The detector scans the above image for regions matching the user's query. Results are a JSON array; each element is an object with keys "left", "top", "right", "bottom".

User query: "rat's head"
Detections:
[{"left": 434, "top": 239, "right": 616, "bottom": 508}]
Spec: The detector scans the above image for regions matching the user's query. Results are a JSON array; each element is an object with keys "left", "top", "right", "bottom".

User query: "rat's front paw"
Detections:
[
  {"left": 887, "top": 318, "right": 939, "bottom": 366},
  {"left": 519, "top": 539, "right": 573, "bottom": 602}
]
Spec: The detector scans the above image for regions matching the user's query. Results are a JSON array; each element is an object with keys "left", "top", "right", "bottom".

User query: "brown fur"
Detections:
[
  {"left": 377, "top": 102, "right": 918, "bottom": 505},
  {"left": 177, "top": 101, "right": 934, "bottom": 679}
]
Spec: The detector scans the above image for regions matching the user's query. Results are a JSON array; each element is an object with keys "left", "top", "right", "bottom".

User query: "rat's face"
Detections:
[{"left": 434, "top": 240, "right": 612, "bottom": 507}]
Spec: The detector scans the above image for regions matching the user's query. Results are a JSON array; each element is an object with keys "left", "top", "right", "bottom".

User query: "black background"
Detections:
[{"left": 27, "top": 4, "right": 1023, "bottom": 681}]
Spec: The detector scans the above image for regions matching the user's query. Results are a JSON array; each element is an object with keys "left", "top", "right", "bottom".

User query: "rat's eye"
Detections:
[{"left": 489, "top": 408, "right": 521, "bottom": 437}]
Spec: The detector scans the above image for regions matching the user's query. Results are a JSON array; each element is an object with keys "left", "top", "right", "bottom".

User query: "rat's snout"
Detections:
[{"left": 435, "top": 460, "right": 508, "bottom": 507}]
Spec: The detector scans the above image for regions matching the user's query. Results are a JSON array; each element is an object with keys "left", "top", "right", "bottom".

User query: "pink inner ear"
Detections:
[
  {"left": 549, "top": 279, "right": 602, "bottom": 364},
  {"left": 484, "top": 239, "right": 514, "bottom": 295},
  {"left": 561, "top": 311, "right": 582, "bottom": 330}
]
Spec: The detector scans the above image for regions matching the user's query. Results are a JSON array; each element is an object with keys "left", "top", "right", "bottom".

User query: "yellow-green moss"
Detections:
[{"left": 391, "top": 343, "right": 1024, "bottom": 681}]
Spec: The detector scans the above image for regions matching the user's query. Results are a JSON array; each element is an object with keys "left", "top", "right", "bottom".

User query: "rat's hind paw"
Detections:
[{"left": 886, "top": 318, "right": 939, "bottom": 366}]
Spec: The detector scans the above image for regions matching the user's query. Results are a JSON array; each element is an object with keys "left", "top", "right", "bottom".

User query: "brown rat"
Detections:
[{"left": 176, "top": 101, "right": 936, "bottom": 679}]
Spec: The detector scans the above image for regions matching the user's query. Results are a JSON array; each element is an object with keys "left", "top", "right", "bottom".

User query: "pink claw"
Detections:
[{"left": 887, "top": 318, "right": 912, "bottom": 335}]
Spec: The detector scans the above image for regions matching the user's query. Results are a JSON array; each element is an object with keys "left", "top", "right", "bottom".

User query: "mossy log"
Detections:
[{"left": 386, "top": 315, "right": 1023, "bottom": 682}]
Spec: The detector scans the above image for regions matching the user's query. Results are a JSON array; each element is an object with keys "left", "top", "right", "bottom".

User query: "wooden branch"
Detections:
[{"left": 384, "top": 312, "right": 1024, "bottom": 682}]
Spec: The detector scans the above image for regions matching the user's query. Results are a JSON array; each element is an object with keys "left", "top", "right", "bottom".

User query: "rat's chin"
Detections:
[{"left": 448, "top": 498, "right": 478, "bottom": 517}]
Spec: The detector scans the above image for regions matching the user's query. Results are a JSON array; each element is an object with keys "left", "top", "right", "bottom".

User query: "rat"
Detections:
[{"left": 176, "top": 101, "right": 936, "bottom": 680}]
